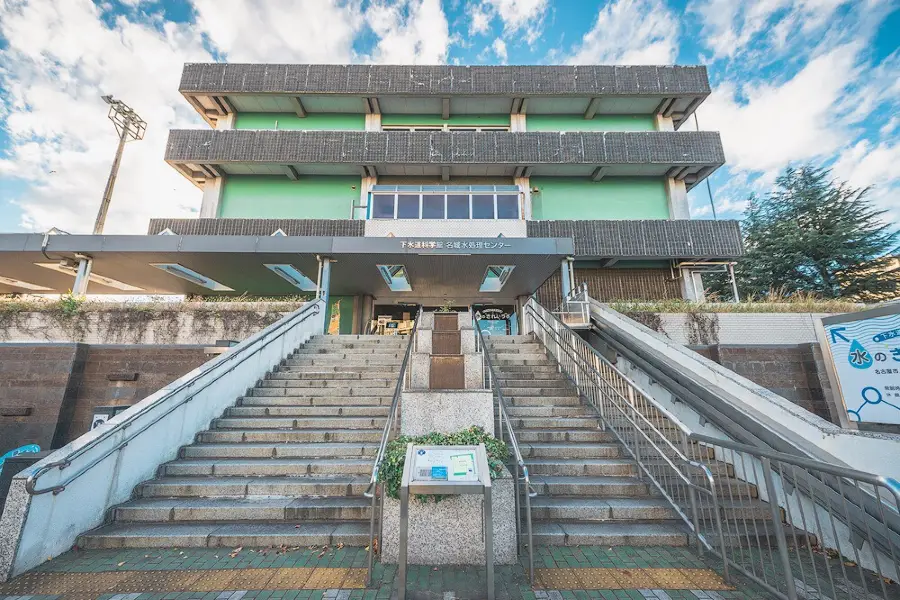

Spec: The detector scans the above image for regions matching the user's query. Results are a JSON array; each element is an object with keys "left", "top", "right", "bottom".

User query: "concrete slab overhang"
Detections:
[
  {"left": 179, "top": 64, "right": 710, "bottom": 130},
  {"left": 0, "top": 234, "right": 573, "bottom": 301},
  {"left": 165, "top": 130, "right": 725, "bottom": 190}
]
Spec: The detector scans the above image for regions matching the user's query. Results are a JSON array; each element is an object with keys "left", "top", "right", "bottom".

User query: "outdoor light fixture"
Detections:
[
  {"left": 0, "top": 275, "right": 52, "bottom": 291},
  {"left": 150, "top": 263, "right": 233, "bottom": 292},
  {"left": 265, "top": 264, "right": 317, "bottom": 291},
  {"left": 378, "top": 265, "right": 412, "bottom": 292},
  {"left": 479, "top": 265, "right": 515, "bottom": 293},
  {"left": 34, "top": 262, "right": 144, "bottom": 292}
]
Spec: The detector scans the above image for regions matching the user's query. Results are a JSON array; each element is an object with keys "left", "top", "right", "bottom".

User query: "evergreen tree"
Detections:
[{"left": 721, "top": 165, "right": 898, "bottom": 302}]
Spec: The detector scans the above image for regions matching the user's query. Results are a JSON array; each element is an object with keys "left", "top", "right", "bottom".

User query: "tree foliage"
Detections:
[{"left": 720, "top": 165, "right": 898, "bottom": 302}]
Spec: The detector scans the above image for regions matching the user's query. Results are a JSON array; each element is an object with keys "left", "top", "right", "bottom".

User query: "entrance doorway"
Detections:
[{"left": 473, "top": 304, "right": 518, "bottom": 336}]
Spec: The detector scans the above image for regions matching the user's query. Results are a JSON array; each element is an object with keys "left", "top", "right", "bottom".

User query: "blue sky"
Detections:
[{"left": 0, "top": 0, "right": 898, "bottom": 234}]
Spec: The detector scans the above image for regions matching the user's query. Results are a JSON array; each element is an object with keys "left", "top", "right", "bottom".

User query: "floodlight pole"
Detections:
[
  {"left": 72, "top": 95, "right": 146, "bottom": 295},
  {"left": 93, "top": 125, "right": 129, "bottom": 235}
]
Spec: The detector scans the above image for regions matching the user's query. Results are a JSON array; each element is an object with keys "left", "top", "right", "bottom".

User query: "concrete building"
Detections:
[{"left": 0, "top": 64, "right": 741, "bottom": 334}]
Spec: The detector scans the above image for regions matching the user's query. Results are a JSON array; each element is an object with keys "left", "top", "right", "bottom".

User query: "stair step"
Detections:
[
  {"left": 114, "top": 497, "right": 370, "bottom": 523},
  {"left": 531, "top": 497, "right": 676, "bottom": 521},
  {"left": 77, "top": 521, "right": 369, "bottom": 549},
  {"left": 531, "top": 475, "right": 651, "bottom": 497},
  {"left": 500, "top": 380, "right": 572, "bottom": 388},
  {"left": 532, "top": 522, "right": 688, "bottom": 547},
  {"left": 138, "top": 476, "right": 368, "bottom": 498},
  {"left": 259, "top": 379, "right": 395, "bottom": 388},
  {"left": 238, "top": 396, "right": 393, "bottom": 407},
  {"left": 284, "top": 358, "right": 402, "bottom": 367},
  {"left": 160, "top": 458, "right": 372, "bottom": 477},
  {"left": 506, "top": 396, "right": 582, "bottom": 407},
  {"left": 248, "top": 387, "right": 393, "bottom": 397},
  {"left": 212, "top": 417, "right": 385, "bottom": 430},
  {"left": 197, "top": 429, "right": 382, "bottom": 444},
  {"left": 294, "top": 347, "right": 404, "bottom": 355},
  {"left": 528, "top": 459, "right": 636, "bottom": 477},
  {"left": 512, "top": 416, "right": 601, "bottom": 428},
  {"left": 268, "top": 371, "right": 396, "bottom": 380},
  {"left": 225, "top": 406, "right": 389, "bottom": 418},
  {"left": 278, "top": 365, "right": 400, "bottom": 374},
  {"left": 521, "top": 442, "right": 621, "bottom": 459},
  {"left": 182, "top": 443, "right": 378, "bottom": 459},
  {"left": 516, "top": 429, "right": 615, "bottom": 443},
  {"left": 506, "top": 406, "right": 593, "bottom": 418}
]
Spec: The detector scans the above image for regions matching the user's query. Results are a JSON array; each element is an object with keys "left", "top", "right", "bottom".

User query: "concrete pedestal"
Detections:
[
  {"left": 400, "top": 390, "right": 494, "bottom": 436},
  {"left": 381, "top": 468, "right": 517, "bottom": 565}
]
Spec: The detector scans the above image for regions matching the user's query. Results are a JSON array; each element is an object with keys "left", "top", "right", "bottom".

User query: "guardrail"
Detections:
[
  {"left": 2, "top": 299, "right": 326, "bottom": 580},
  {"left": 527, "top": 295, "right": 900, "bottom": 599},
  {"left": 474, "top": 321, "right": 537, "bottom": 584},
  {"left": 365, "top": 307, "right": 422, "bottom": 586}
]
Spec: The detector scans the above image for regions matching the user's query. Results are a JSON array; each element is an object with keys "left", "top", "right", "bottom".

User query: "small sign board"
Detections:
[
  {"left": 820, "top": 304, "right": 900, "bottom": 425},
  {"left": 412, "top": 446, "right": 479, "bottom": 482}
]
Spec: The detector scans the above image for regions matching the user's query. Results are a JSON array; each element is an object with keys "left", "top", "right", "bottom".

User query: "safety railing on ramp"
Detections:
[
  {"left": 0, "top": 299, "right": 326, "bottom": 581},
  {"left": 523, "top": 295, "right": 900, "bottom": 600}
]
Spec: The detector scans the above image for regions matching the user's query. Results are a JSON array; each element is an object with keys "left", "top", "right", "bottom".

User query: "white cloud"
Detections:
[
  {"left": 492, "top": 38, "right": 508, "bottom": 63},
  {"left": 0, "top": 0, "right": 211, "bottom": 234},
  {"left": 833, "top": 139, "right": 900, "bottom": 224},
  {"left": 466, "top": 0, "right": 548, "bottom": 45},
  {"left": 567, "top": 0, "right": 679, "bottom": 64},
  {"left": 364, "top": 0, "right": 452, "bottom": 64},
  {"left": 698, "top": 44, "right": 863, "bottom": 175},
  {"left": 191, "top": 0, "right": 363, "bottom": 63}
]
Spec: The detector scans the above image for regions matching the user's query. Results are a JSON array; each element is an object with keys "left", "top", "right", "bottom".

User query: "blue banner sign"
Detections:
[{"left": 0, "top": 444, "right": 40, "bottom": 469}]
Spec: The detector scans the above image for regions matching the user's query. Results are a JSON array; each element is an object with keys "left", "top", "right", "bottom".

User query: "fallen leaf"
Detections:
[
  {"left": 118, "top": 562, "right": 125, "bottom": 567},
  {"left": 337, "top": 543, "right": 344, "bottom": 549}
]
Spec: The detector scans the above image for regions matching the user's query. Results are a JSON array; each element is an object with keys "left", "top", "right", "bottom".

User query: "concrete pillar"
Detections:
[
  {"left": 320, "top": 258, "right": 333, "bottom": 333},
  {"left": 200, "top": 177, "right": 224, "bottom": 218},
  {"left": 655, "top": 114, "right": 675, "bottom": 132},
  {"left": 510, "top": 114, "right": 526, "bottom": 132},
  {"left": 72, "top": 257, "right": 93, "bottom": 296},
  {"left": 666, "top": 178, "right": 690, "bottom": 220},
  {"left": 560, "top": 258, "right": 572, "bottom": 300},
  {"left": 514, "top": 176, "right": 532, "bottom": 220},
  {"left": 216, "top": 113, "right": 235, "bottom": 130},
  {"left": 365, "top": 113, "right": 382, "bottom": 132},
  {"left": 357, "top": 175, "right": 377, "bottom": 219},
  {"left": 680, "top": 268, "right": 706, "bottom": 303}
]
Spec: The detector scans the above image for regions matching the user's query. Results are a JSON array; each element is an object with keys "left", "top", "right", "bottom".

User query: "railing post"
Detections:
[
  {"left": 761, "top": 457, "right": 798, "bottom": 600},
  {"left": 680, "top": 437, "right": 703, "bottom": 554}
]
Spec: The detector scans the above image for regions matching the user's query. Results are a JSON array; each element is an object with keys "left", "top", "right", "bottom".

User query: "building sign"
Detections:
[
  {"left": 821, "top": 305, "right": 900, "bottom": 425},
  {"left": 401, "top": 240, "right": 512, "bottom": 250}
]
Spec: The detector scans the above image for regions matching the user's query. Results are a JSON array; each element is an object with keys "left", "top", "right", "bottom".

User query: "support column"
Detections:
[
  {"left": 679, "top": 268, "right": 706, "bottom": 303},
  {"left": 560, "top": 258, "right": 572, "bottom": 300},
  {"left": 319, "top": 257, "right": 333, "bottom": 333},
  {"left": 365, "top": 113, "right": 382, "bottom": 132},
  {"left": 215, "top": 113, "right": 235, "bottom": 130},
  {"left": 200, "top": 177, "right": 225, "bottom": 218},
  {"left": 72, "top": 256, "right": 93, "bottom": 296},
  {"left": 357, "top": 175, "right": 377, "bottom": 219},
  {"left": 514, "top": 176, "right": 532, "bottom": 220},
  {"left": 666, "top": 178, "right": 690, "bottom": 219},
  {"left": 655, "top": 114, "right": 675, "bottom": 132}
]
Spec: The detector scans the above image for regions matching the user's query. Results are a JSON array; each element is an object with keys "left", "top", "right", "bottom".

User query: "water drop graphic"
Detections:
[{"left": 848, "top": 339, "right": 873, "bottom": 370}]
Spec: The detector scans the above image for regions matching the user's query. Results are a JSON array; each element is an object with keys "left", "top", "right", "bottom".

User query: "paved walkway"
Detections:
[{"left": 0, "top": 546, "right": 773, "bottom": 600}]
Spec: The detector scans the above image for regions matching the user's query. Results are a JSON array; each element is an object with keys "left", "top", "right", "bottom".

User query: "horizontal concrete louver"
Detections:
[
  {"left": 178, "top": 64, "right": 711, "bottom": 96},
  {"left": 526, "top": 219, "right": 743, "bottom": 259},
  {"left": 165, "top": 130, "right": 726, "bottom": 167}
]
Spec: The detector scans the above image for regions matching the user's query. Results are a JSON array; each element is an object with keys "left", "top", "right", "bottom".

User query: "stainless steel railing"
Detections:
[
  {"left": 527, "top": 294, "right": 900, "bottom": 599},
  {"left": 364, "top": 306, "right": 422, "bottom": 586},
  {"left": 683, "top": 434, "right": 900, "bottom": 600},
  {"left": 25, "top": 299, "right": 324, "bottom": 496},
  {"left": 474, "top": 321, "right": 537, "bottom": 584},
  {"left": 523, "top": 298, "right": 727, "bottom": 559}
]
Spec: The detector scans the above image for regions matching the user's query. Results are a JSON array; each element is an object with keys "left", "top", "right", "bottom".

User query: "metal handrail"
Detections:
[
  {"left": 25, "top": 300, "right": 324, "bottom": 496},
  {"left": 523, "top": 298, "right": 728, "bottom": 558},
  {"left": 365, "top": 305, "right": 422, "bottom": 586},
  {"left": 474, "top": 321, "right": 536, "bottom": 584}
]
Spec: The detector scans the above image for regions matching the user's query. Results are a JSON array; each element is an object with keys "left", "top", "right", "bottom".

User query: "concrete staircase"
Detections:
[
  {"left": 78, "top": 335, "right": 404, "bottom": 549},
  {"left": 486, "top": 334, "right": 789, "bottom": 548}
]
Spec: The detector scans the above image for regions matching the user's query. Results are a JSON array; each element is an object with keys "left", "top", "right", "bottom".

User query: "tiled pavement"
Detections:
[{"left": 0, "top": 546, "right": 775, "bottom": 600}]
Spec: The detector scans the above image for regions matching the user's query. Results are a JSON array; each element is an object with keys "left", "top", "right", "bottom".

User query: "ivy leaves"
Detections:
[{"left": 377, "top": 426, "right": 509, "bottom": 502}]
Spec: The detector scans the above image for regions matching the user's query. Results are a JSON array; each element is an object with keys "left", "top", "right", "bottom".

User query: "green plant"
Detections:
[
  {"left": 378, "top": 426, "right": 508, "bottom": 502},
  {"left": 55, "top": 293, "right": 84, "bottom": 318},
  {"left": 436, "top": 298, "right": 454, "bottom": 313}
]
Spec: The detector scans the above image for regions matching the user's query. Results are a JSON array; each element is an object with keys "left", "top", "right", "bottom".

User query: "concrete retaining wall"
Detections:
[
  {"left": 623, "top": 312, "right": 832, "bottom": 345},
  {"left": 0, "top": 303, "right": 302, "bottom": 345}
]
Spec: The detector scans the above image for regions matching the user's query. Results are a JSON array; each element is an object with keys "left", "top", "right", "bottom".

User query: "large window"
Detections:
[{"left": 368, "top": 185, "right": 522, "bottom": 220}]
